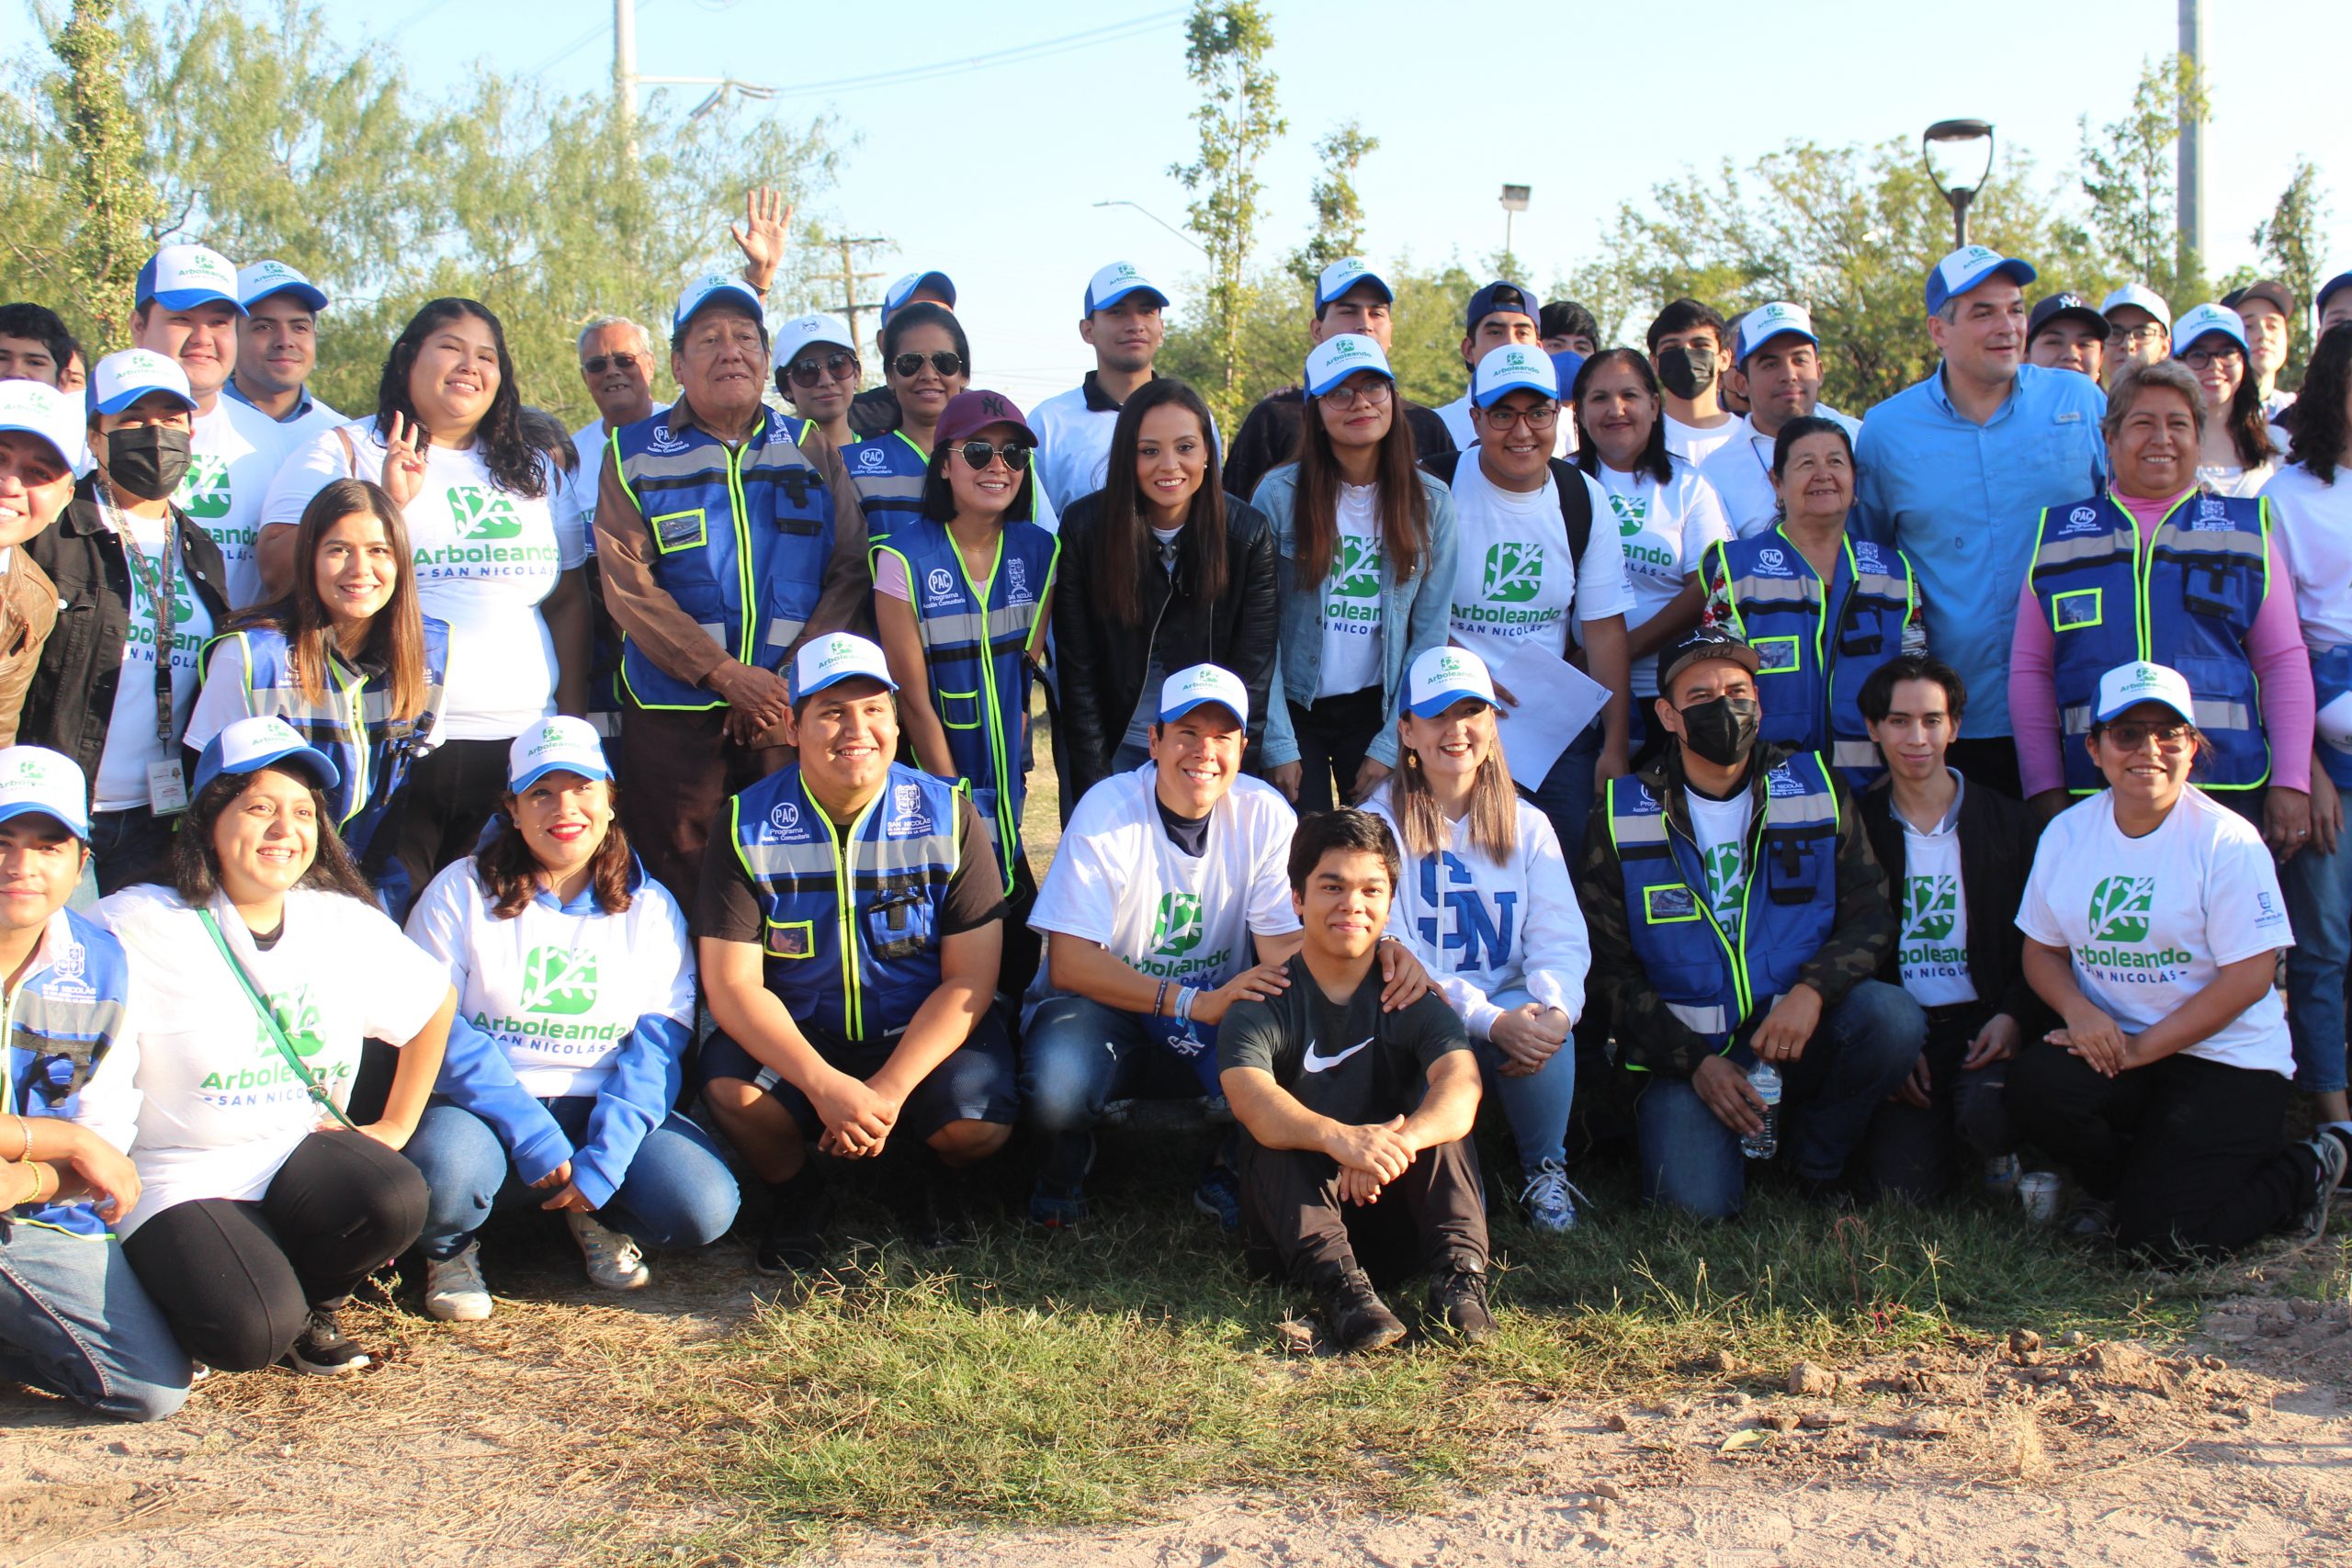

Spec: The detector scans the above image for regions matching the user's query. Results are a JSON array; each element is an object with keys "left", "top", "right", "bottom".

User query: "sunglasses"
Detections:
[
  {"left": 2100, "top": 719, "right": 2192, "bottom": 751},
  {"left": 581, "top": 352, "right": 641, "bottom": 375},
  {"left": 892, "top": 350, "right": 965, "bottom": 379},
  {"left": 786, "top": 350, "right": 859, "bottom": 388},
  {"left": 956, "top": 440, "right": 1031, "bottom": 472}
]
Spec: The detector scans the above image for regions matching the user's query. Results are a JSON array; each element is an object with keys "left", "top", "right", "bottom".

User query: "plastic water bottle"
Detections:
[{"left": 1742, "top": 1061, "right": 1782, "bottom": 1160}]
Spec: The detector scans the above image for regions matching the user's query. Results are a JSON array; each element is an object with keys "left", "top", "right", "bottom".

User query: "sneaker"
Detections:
[
  {"left": 1518, "top": 1160, "right": 1586, "bottom": 1234},
  {"left": 1320, "top": 1268, "right": 1408, "bottom": 1355},
  {"left": 566, "top": 1211, "right": 650, "bottom": 1291},
  {"left": 1429, "top": 1268, "right": 1497, "bottom": 1346},
  {"left": 909, "top": 1167, "right": 983, "bottom": 1251},
  {"left": 1192, "top": 1164, "right": 1242, "bottom": 1233},
  {"left": 423, "top": 1242, "right": 493, "bottom": 1322},
  {"left": 281, "top": 1307, "right": 369, "bottom": 1375},
  {"left": 2293, "top": 1132, "right": 2352, "bottom": 1245},
  {"left": 757, "top": 1172, "right": 833, "bottom": 1276},
  {"left": 2061, "top": 1198, "right": 2117, "bottom": 1240},
  {"left": 1028, "top": 1179, "right": 1089, "bottom": 1230}
]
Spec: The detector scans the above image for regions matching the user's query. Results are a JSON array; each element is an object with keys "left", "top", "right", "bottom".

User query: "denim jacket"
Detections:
[{"left": 1250, "top": 463, "right": 1457, "bottom": 769}]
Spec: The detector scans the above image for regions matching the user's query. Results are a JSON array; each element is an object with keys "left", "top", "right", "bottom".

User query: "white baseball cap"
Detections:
[
  {"left": 790, "top": 632, "right": 899, "bottom": 705},
  {"left": 235, "top": 259, "right": 328, "bottom": 312},
  {"left": 135, "top": 243, "right": 243, "bottom": 314},
  {"left": 0, "top": 745, "right": 89, "bottom": 840},
  {"left": 1083, "top": 261, "right": 1169, "bottom": 314},
  {"left": 673, "top": 273, "right": 765, "bottom": 335},
  {"left": 1316, "top": 256, "right": 1394, "bottom": 310},
  {"left": 2171, "top": 302, "right": 2247, "bottom": 356},
  {"left": 1158, "top": 663, "right": 1249, "bottom": 727},
  {"left": 87, "top": 349, "right": 197, "bottom": 417},
  {"left": 1736, "top": 300, "right": 1819, "bottom": 365},
  {"left": 507, "top": 716, "right": 613, "bottom": 792},
  {"left": 1304, "top": 333, "right": 1395, "bottom": 399},
  {"left": 1471, "top": 343, "right": 1558, "bottom": 407},
  {"left": 1923, "top": 245, "right": 2036, "bottom": 314},
  {"left": 1405, "top": 646, "right": 1500, "bottom": 718},
  {"left": 191, "top": 715, "right": 340, "bottom": 798},
  {"left": 771, "top": 311, "right": 857, "bottom": 374},
  {"left": 0, "top": 380, "right": 85, "bottom": 470},
  {"left": 2093, "top": 660, "right": 2196, "bottom": 727},
  {"left": 2099, "top": 284, "right": 2173, "bottom": 330},
  {"left": 883, "top": 269, "right": 956, "bottom": 319}
]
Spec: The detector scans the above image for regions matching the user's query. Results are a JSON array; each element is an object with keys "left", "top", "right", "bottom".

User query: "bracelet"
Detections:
[
  {"left": 1153, "top": 980, "right": 1170, "bottom": 1019},
  {"left": 1176, "top": 985, "right": 1195, "bottom": 1027},
  {"left": 11, "top": 1115, "right": 28, "bottom": 1164},
  {"left": 11, "top": 1162, "right": 44, "bottom": 1209}
]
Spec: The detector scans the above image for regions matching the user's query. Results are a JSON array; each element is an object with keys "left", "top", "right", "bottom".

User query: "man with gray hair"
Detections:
[
  {"left": 1852, "top": 246, "right": 2107, "bottom": 795},
  {"left": 569, "top": 315, "right": 664, "bottom": 536}
]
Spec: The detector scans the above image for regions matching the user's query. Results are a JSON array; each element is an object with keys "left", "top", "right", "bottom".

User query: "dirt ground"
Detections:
[{"left": 6, "top": 1246, "right": 2348, "bottom": 1568}]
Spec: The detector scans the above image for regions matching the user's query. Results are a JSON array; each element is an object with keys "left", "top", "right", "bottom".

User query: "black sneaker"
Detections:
[
  {"left": 1320, "top": 1268, "right": 1407, "bottom": 1354},
  {"left": 1429, "top": 1268, "right": 1497, "bottom": 1346},
  {"left": 2293, "top": 1132, "right": 2351, "bottom": 1246},
  {"left": 281, "top": 1307, "right": 369, "bottom": 1375},
  {"left": 756, "top": 1174, "right": 833, "bottom": 1276}
]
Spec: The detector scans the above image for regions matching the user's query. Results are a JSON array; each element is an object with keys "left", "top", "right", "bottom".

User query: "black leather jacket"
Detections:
[{"left": 1053, "top": 490, "right": 1279, "bottom": 810}]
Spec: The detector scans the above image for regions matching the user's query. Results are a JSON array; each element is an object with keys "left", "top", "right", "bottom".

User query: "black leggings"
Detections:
[
  {"left": 376, "top": 737, "right": 511, "bottom": 914},
  {"left": 122, "top": 1131, "right": 428, "bottom": 1371},
  {"left": 1286, "top": 685, "right": 1385, "bottom": 816}
]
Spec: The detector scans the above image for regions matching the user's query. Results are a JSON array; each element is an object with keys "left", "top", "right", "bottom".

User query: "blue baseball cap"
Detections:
[
  {"left": 1923, "top": 245, "right": 2037, "bottom": 315},
  {"left": 235, "top": 259, "right": 328, "bottom": 313},
  {"left": 193, "top": 715, "right": 340, "bottom": 798},
  {"left": 0, "top": 380, "right": 84, "bottom": 470},
  {"left": 2171, "top": 302, "right": 2248, "bottom": 356},
  {"left": 1083, "top": 261, "right": 1168, "bottom": 314},
  {"left": 2094, "top": 661, "right": 2195, "bottom": 727},
  {"left": 1158, "top": 663, "right": 1249, "bottom": 728},
  {"left": 0, "top": 746, "right": 90, "bottom": 840},
  {"left": 789, "top": 632, "right": 899, "bottom": 705},
  {"left": 883, "top": 270, "right": 956, "bottom": 321},
  {"left": 1471, "top": 344, "right": 1558, "bottom": 407},
  {"left": 1315, "top": 256, "right": 1394, "bottom": 310},
  {"left": 1404, "top": 646, "right": 1500, "bottom": 718},
  {"left": 135, "top": 243, "right": 244, "bottom": 315},
  {"left": 2319, "top": 271, "right": 2352, "bottom": 321},
  {"left": 1303, "top": 333, "right": 1395, "bottom": 399},
  {"left": 1464, "top": 280, "right": 1541, "bottom": 334},
  {"left": 673, "top": 273, "right": 765, "bottom": 335},
  {"left": 1736, "top": 300, "right": 1819, "bottom": 365},
  {"left": 87, "top": 350, "right": 197, "bottom": 417},
  {"left": 507, "top": 717, "right": 613, "bottom": 793}
]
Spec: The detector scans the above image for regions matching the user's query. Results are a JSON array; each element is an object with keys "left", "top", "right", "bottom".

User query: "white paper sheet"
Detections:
[{"left": 1455, "top": 632, "right": 1611, "bottom": 786}]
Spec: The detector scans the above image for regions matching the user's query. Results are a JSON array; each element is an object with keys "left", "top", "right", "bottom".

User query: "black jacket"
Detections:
[
  {"left": 847, "top": 384, "right": 900, "bottom": 438},
  {"left": 20, "top": 475, "right": 232, "bottom": 806},
  {"left": 1053, "top": 489, "right": 1280, "bottom": 809},
  {"left": 1223, "top": 387, "right": 1456, "bottom": 505},
  {"left": 1857, "top": 773, "right": 2048, "bottom": 1032}
]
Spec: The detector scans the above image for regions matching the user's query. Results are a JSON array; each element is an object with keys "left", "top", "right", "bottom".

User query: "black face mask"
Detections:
[
  {"left": 102, "top": 424, "right": 192, "bottom": 502},
  {"left": 1678, "top": 695, "right": 1760, "bottom": 768},
  {"left": 1657, "top": 343, "right": 1718, "bottom": 400}
]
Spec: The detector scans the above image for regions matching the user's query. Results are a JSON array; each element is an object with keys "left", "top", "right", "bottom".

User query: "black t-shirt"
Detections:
[
  {"left": 1217, "top": 953, "right": 1468, "bottom": 1126},
  {"left": 693, "top": 791, "right": 1006, "bottom": 943}
]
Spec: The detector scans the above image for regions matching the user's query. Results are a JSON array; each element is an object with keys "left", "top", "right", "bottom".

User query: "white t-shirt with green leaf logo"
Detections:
[
  {"left": 93, "top": 507, "right": 214, "bottom": 812},
  {"left": 265, "top": 423, "right": 588, "bottom": 740},
  {"left": 1317, "top": 483, "right": 1387, "bottom": 698},
  {"left": 2018, "top": 788, "right": 2293, "bottom": 1075},
  {"left": 180, "top": 396, "right": 303, "bottom": 610},
  {"left": 1591, "top": 457, "right": 1734, "bottom": 696},
  {"left": 1897, "top": 811, "right": 1976, "bottom": 1006},
  {"left": 1444, "top": 458, "right": 1634, "bottom": 656},
  {"left": 1684, "top": 785, "right": 1753, "bottom": 940}
]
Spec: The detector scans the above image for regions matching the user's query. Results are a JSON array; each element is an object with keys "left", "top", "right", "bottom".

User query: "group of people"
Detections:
[{"left": 6, "top": 210, "right": 2352, "bottom": 1419}]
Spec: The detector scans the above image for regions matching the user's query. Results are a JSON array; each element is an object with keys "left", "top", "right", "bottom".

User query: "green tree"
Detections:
[
  {"left": 2077, "top": 52, "right": 2210, "bottom": 305},
  {"left": 1169, "top": 0, "right": 1285, "bottom": 432},
  {"left": 1158, "top": 268, "right": 1299, "bottom": 418},
  {"left": 2251, "top": 157, "right": 2330, "bottom": 387},
  {"left": 1285, "top": 120, "right": 1376, "bottom": 291},
  {"left": 47, "top": 0, "right": 155, "bottom": 348}
]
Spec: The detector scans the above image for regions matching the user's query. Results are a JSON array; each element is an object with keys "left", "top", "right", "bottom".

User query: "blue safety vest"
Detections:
[
  {"left": 610, "top": 406, "right": 837, "bottom": 711},
  {"left": 842, "top": 431, "right": 931, "bottom": 551},
  {"left": 1705, "top": 530, "right": 1916, "bottom": 786},
  {"left": 3, "top": 908, "right": 134, "bottom": 1240},
  {"left": 2315, "top": 644, "right": 2352, "bottom": 790},
  {"left": 727, "top": 762, "right": 963, "bottom": 1043},
  {"left": 1606, "top": 753, "right": 1839, "bottom": 1057},
  {"left": 2028, "top": 490, "right": 2272, "bottom": 795},
  {"left": 199, "top": 617, "right": 449, "bottom": 861},
  {"left": 876, "top": 519, "right": 1057, "bottom": 896}
]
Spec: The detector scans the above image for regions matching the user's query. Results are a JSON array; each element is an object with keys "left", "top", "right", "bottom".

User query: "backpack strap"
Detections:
[
  {"left": 1419, "top": 449, "right": 1463, "bottom": 488},
  {"left": 1547, "top": 457, "right": 1593, "bottom": 568}
]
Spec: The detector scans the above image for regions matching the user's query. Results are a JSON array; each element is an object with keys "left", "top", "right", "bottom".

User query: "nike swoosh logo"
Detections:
[{"left": 1303, "top": 1036, "right": 1374, "bottom": 1073}]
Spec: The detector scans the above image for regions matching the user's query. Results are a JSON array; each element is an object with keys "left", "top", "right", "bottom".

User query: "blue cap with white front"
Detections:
[
  {"left": 507, "top": 716, "right": 613, "bottom": 793},
  {"left": 2093, "top": 660, "right": 2196, "bottom": 727},
  {"left": 1736, "top": 300, "right": 1819, "bottom": 365},
  {"left": 0, "top": 746, "right": 90, "bottom": 840},
  {"left": 883, "top": 270, "right": 956, "bottom": 320},
  {"left": 1158, "top": 663, "right": 1249, "bottom": 727},
  {"left": 1315, "top": 256, "right": 1394, "bottom": 310},
  {"left": 192, "top": 715, "right": 341, "bottom": 798},
  {"left": 2171, "top": 302, "right": 2248, "bottom": 356},
  {"left": 1083, "top": 261, "right": 1169, "bottom": 314},
  {"left": 135, "top": 243, "right": 244, "bottom": 314},
  {"left": 790, "top": 632, "right": 899, "bottom": 705},
  {"left": 2319, "top": 271, "right": 2352, "bottom": 321},
  {"left": 673, "top": 273, "right": 766, "bottom": 335},
  {"left": 1304, "top": 333, "right": 1395, "bottom": 399},
  {"left": 1464, "top": 280, "right": 1541, "bottom": 334},
  {"left": 236, "top": 259, "right": 328, "bottom": 313},
  {"left": 1471, "top": 343, "right": 1558, "bottom": 407},
  {"left": 1923, "top": 245, "right": 2037, "bottom": 314},
  {"left": 1404, "top": 646, "right": 1500, "bottom": 718},
  {"left": 0, "top": 380, "right": 84, "bottom": 470},
  {"left": 87, "top": 349, "right": 197, "bottom": 417}
]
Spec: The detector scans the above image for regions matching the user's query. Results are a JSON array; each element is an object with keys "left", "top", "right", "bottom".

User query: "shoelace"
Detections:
[
  {"left": 433, "top": 1250, "right": 487, "bottom": 1297},
  {"left": 575, "top": 1217, "right": 643, "bottom": 1269},
  {"left": 1519, "top": 1167, "right": 1592, "bottom": 1215}
]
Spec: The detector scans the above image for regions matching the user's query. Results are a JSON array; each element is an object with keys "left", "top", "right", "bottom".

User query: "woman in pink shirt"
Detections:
[{"left": 2009, "top": 358, "right": 2312, "bottom": 855}]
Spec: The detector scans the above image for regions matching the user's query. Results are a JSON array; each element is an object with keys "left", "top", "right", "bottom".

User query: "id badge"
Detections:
[{"left": 146, "top": 760, "right": 189, "bottom": 816}]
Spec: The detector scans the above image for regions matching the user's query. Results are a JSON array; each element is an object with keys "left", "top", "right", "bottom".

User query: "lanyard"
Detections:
[{"left": 96, "top": 483, "right": 181, "bottom": 744}]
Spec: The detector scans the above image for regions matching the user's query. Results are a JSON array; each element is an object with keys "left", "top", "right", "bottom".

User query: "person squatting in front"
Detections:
[{"left": 695, "top": 633, "right": 1016, "bottom": 1274}]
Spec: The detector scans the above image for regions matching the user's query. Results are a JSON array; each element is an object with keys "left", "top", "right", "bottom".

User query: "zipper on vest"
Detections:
[
  {"left": 727, "top": 438, "right": 758, "bottom": 669},
  {"left": 1663, "top": 806, "right": 1754, "bottom": 1037},
  {"left": 330, "top": 654, "right": 367, "bottom": 828},
  {"left": 808, "top": 772, "right": 882, "bottom": 1040},
  {"left": 956, "top": 532, "right": 1020, "bottom": 897}
]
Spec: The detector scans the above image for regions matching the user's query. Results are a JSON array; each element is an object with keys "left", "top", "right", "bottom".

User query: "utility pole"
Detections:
[
  {"left": 614, "top": 0, "right": 638, "bottom": 154},
  {"left": 2177, "top": 0, "right": 2205, "bottom": 280},
  {"left": 814, "top": 236, "right": 889, "bottom": 356}
]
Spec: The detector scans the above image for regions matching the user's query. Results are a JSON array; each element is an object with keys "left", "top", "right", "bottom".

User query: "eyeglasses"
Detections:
[
  {"left": 1478, "top": 403, "right": 1558, "bottom": 431},
  {"left": 2182, "top": 345, "right": 2245, "bottom": 369},
  {"left": 892, "top": 350, "right": 965, "bottom": 379},
  {"left": 787, "top": 350, "right": 859, "bottom": 388},
  {"left": 956, "top": 439, "right": 1031, "bottom": 472},
  {"left": 2101, "top": 719, "right": 2193, "bottom": 751},
  {"left": 2109, "top": 324, "right": 2165, "bottom": 348},
  {"left": 1318, "top": 379, "right": 1393, "bottom": 409},
  {"left": 582, "top": 353, "right": 641, "bottom": 375}
]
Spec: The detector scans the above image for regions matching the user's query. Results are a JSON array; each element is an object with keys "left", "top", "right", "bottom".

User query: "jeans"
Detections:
[
  {"left": 1631, "top": 978, "right": 1926, "bottom": 1219},
  {"left": 1238, "top": 1131, "right": 1488, "bottom": 1291},
  {"left": 404, "top": 1097, "right": 741, "bottom": 1262},
  {"left": 1521, "top": 719, "right": 1602, "bottom": 868},
  {"left": 1474, "top": 987, "right": 1576, "bottom": 1175},
  {"left": 1286, "top": 686, "right": 1385, "bottom": 815},
  {"left": 1021, "top": 994, "right": 1217, "bottom": 1190},
  {"left": 88, "top": 806, "right": 175, "bottom": 897},
  {"left": 0, "top": 1223, "right": 189, "bottom": 1422},
  {"left": 2282, "top": 829, "right": 2352, "bottom": 1096}
]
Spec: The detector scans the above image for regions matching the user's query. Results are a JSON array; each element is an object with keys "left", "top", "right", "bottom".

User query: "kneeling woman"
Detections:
[
  {"left": 2008, "top": 661, "right": 2347, "bottom": 1257},
  {"left": 101, "top": 716, "right": 456, "bottom": 1375},
  {"left": 402, "top": 718, "right": 737, "bottom": 1321},
  {"left": 1363, "top": 647, "right": 1592, "bottom": 1232}
]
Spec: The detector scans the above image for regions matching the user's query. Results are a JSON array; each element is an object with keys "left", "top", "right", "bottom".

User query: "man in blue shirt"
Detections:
[{"left": 1855, "top": 247, "right": 2107, "bottom": 796}]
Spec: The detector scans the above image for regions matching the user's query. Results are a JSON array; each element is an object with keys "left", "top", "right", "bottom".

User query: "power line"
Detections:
[{"left": 761, "top": 9, "right": 1184, "bottom": 102}]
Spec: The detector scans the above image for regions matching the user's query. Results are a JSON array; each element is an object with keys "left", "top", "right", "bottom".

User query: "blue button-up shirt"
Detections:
[
  {"left": 221, "top": 377, "right": 319, "bottom": 423},
  {"left": 1854, "top": 363, "right": 2107, "bottom": 736}
]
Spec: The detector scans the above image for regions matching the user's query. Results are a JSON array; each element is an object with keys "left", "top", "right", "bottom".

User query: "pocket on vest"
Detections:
[{"left": 936, "top": 686, "right": 985, "bottom": 731}]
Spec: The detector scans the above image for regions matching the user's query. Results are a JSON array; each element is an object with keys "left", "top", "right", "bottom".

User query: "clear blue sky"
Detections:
[{"left": 8, "top": 0, "right": 2346, "bottom": 408}]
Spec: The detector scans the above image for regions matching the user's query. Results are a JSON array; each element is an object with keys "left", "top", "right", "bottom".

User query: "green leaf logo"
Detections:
[
  {"left": 1702, "top": 843, "right": 1746, "bottom": 911},
  {"left": 1481, "top": 541, "right": 1543, "bottom": 604},
  {"left": 266, "top": 987, "right": 326, "bottom": 1057},
  {"left": 447, "top": 485, "right": 524, "bottom": 540},
  {"left": 1609, "top": 492, "right": 1647, "bottom": 538},
  {"left": 1906, "top": 874, "right": 1958, "bottom": 941},
  {"left": 1149, "top": 893, "right": 1204, "bottom": 957},
  {"left": 130, "top": 568, "right": 196, "bottom": 628},
  {"left": 2087, "top": 874, "right": 2155, "bottom": 943},
  {"left": 175, "top": 453, "right": 232, "bottom": 520},
  {"left": 1332, "top": 534, "right": 1383, "bottom": 599},
  {"left": 520, "top": 946, "right": 599, "bottom": 1015}
]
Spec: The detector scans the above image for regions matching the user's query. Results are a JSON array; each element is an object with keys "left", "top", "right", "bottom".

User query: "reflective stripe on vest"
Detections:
[
  {"left": 4, "top": 909, "right": 133, "bottom": 1241},
  {"left": 842, "top": 432, "right": 930, "bottom": 550},
  {"left": 2028, "top": 491, "right": 2271, "bottom": 794}
]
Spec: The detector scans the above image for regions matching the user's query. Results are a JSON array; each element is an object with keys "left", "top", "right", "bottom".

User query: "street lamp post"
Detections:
[
  {"left": 1499, "top": 184, "right": 1531, "bottom": 264},
  {"left": 1921, "top": 120, "right": 1996, "bottom": 250}
]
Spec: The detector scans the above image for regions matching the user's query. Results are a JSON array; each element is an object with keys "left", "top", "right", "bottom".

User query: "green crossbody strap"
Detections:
[{"left": 195, "top": 908, "right": 356, "bottom": 1132}]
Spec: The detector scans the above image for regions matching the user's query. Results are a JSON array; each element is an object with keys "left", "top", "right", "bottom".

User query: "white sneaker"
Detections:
[
  {"left": 424, "top": 1243, "right": 493, "bottom": 1322},
  {"left": 1520, "top": 1160, "right": 1588, "bottom": 1234},
  {"left": 566, "top": 1211, "right": 650, "bottom": 1290}
]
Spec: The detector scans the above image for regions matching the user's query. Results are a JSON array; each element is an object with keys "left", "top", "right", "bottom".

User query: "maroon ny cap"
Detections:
[{"left": 935, "top": 389, "right": 1037, "bottom": 449}]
